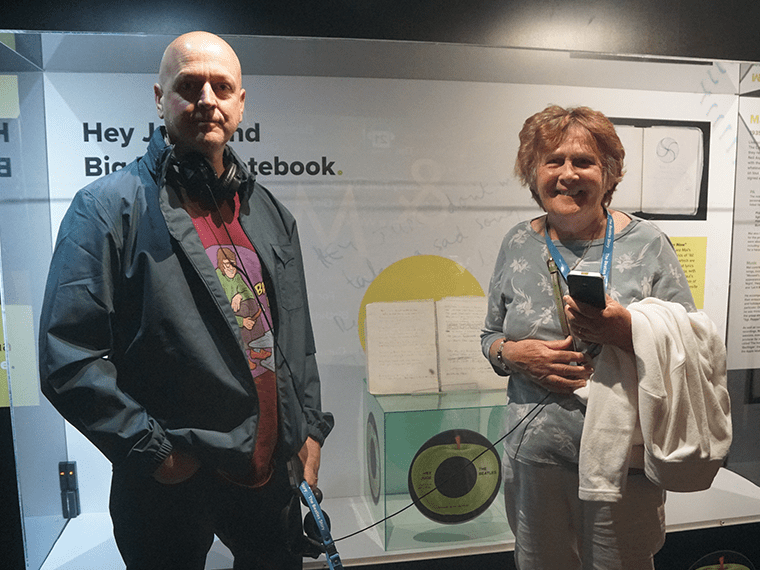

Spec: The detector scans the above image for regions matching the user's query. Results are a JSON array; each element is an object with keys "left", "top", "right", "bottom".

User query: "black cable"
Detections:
[
  {"left": 206, "top": 185, "right": 300, "bottom": 388},
  {"left": 203, "top": 175, "right": 554, "bottom": 545},
  {"left": 512, "top": 395, "right": 549, "bottom": 461}
]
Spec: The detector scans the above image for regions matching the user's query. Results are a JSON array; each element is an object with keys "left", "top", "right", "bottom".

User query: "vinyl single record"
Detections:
[
  {"left": 366, "top": 412, "right": 381, "bottom": 505},
  {"left": 408, "top": 429, "right": 501, "bottom": 524},
  {"left": 687, "top": 551, "right": 756, "bottom": 570}
]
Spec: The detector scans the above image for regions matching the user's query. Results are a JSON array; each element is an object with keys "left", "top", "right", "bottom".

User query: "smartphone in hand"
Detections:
[{"left": 567, "top": 270, "right": 606, "bottom": 309}]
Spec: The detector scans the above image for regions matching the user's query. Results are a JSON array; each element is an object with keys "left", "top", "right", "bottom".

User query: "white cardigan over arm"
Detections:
[{"left": 577, "top": 298, "right": 732, "bottom": 502}]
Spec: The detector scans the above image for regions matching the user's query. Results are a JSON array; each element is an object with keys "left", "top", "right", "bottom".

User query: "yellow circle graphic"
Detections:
[{"left": 358, "top": 255, "right": 484, "bottom": 351}]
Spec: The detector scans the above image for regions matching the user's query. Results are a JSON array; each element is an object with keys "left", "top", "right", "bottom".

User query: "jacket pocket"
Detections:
[{"left": 271, "top": 243, "right": 304, "bottom": 311}]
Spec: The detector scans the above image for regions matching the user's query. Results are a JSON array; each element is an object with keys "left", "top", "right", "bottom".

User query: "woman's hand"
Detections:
[
  {"left": 564, "top": 294, "right": 634, "bottom": 353},
  {"left": 492, "top": 336, "right": 593, "bottom": 394}
]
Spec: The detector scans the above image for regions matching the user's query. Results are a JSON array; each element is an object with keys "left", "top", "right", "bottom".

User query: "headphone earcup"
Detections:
[
  {"left": 166, "top": 151, "right": 242, "bottom": 210},
  {"left": 218, "top": 160, "right": 241, "bottom": 198},
  {"left": 303, "top": 509, "right": 330, "bottom": 542}
]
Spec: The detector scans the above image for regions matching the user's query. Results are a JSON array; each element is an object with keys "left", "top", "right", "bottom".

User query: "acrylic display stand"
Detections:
[{"left": 362, "top": 386, "right": 511, "bottom": 551}]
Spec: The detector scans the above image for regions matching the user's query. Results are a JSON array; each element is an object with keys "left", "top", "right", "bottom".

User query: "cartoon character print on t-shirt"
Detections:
[{"left": 211, "top": 245, "right": 274, "bottom": 376}]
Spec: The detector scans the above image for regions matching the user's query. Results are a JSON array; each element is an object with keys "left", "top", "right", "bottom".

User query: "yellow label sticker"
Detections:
[
  {"left": 671, "top": 236, "right": 707, "bottom": 310},
  {"left": 1, "top": 305, "right": 40, "bottom": 407},
  {"left": 0, "top": 75, "right": 20, "bottom": 119}
]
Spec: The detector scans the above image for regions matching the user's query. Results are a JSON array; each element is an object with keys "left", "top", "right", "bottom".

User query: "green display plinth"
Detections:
[{"left": 362, "top": 386, "right": 511, "bottom": 551}]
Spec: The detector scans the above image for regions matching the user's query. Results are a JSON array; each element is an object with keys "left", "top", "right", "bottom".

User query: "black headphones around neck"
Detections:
[{"left": 166, "top": 149, "right": 243, "bottom": 210}]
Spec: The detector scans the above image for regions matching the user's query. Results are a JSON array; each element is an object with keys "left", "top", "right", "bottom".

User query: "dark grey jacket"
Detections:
[{"left": 39, "top": 128, "right": 333, "bottom": 478}]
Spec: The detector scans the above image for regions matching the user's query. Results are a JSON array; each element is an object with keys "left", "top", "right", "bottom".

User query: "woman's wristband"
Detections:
[{"left": 495, "top": 338, "right": 510, "bottom": 372}]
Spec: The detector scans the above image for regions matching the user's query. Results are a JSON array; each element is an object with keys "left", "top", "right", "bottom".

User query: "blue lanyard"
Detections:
[
  {"left": 299, "top": 481, "right": 343, "bottom": 570},
  {"left": 544, "top": 212, "right": 614, "bottom": 289}
]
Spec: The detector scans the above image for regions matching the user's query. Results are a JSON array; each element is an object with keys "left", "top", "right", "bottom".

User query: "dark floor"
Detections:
[{"left": 655, "top": 523, "right": 760, "bottom": 570}]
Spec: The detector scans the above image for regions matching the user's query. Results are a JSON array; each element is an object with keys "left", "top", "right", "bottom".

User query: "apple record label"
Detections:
[{"left": 408, "top": 429, "right": 501, "bottom": 524}]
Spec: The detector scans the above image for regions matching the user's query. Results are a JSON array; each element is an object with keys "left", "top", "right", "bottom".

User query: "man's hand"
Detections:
[
  {"left": 153, "top": 449, "right": 201, "bottom": 484},
  {"left": 298, "top": 437, "right": 322, "bottom": 490}
]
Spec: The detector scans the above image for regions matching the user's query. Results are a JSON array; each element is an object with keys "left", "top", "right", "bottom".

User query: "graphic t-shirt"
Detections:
[{"left": 187, "top": 192, "right": 278, "bottom": 487}]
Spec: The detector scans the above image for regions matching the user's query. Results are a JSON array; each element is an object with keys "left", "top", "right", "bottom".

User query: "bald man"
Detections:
[
  {"left": 155, "top": 32, "right": 246, "bottom": 176},
  {"left": 40, "top": 32, "right": 333, "bottom": 570}
]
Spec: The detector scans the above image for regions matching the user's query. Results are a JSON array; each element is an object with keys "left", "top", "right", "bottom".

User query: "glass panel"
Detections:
[
  {"left": 0, "top": 30, "right": 756, "bottom": 567},
  {"left": 725, "top": 369, "right": 760, "bottom": 484},
  {"left": 1, "top": 33, "right": 67, "bottom": 570}
]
